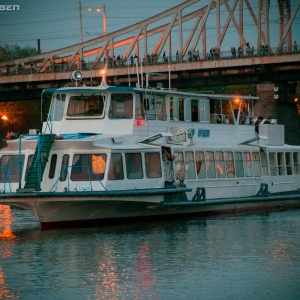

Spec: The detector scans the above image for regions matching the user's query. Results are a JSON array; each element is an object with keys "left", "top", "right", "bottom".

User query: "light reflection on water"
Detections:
[{"left": 0, "top": 206, "right": 300, "bottom": 300}]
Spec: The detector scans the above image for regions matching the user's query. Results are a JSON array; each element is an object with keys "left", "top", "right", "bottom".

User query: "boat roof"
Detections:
[{"left": 42, "top": 85, "right": 258, "bottom": 101}]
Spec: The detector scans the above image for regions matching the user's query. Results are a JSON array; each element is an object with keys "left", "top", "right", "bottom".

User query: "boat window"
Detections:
[
  {"left": 109, "top": 93, "right": 133, "bottom": 119},
  {"left": 174, "top": 151, "right": 185, "bottom": 180},
  {"left": 269, "top": 152, "right": 277, "bottom": 176},
  {"left": 135, "top": 93, "right": 145, "bottom": 120},
  {"left": 277, "top": 152, "right": 286, "bottom": 176},
  {"left": 48, "top": 154, "right": 58, "bottom": 179},
  {"left": 293, "top": 152, "right": 300, "bottom": 175},
  {"left": 143, "top": 94, "right": 167, "bottom": 121},
  {"left": 71, "top": 154, "right": 107, "bottom": 181},
  {"left": 67, "top": 94, "right": 105, "bottom": 117},
  {"left": 252, "top": 152, "right": 261, "bottom": 177},
  {"left": 206, "top": 151, "right": 216, "bottom": 178},
  {"left": 234, "top": 152, "right": 244, "bottom": 178},
  {"left": 25, "top": 155, "right": 34, "bottom": 180},
  {"left": 195, "top": 151, "right": 206, "bottom": 179},
  {"left": 260, "top": 151, "right": 268, "bottom": 176},
  {"left": 243, "top": 152, "right": 253, "bottom": 177},
  {"left": 191, "top": 100, "right": 199, "bottom": 122},
  {"left": 60, "top": 154, "right": 69, "bottom": 181},
  {"left": 185, "top": 151, "right": 196, "bottom": 179},
  {"left": 145, "top": 152, "right": 162, "bottom": 178},
  {"left": 49, "top": 93, "right": 66, "bottom": 121},
  {"left": 171, "top": 97, "right": 209, "bottom": 122},
  {"left": 125, "top": 153, "right": 143, "bottom": 179},
  {"left": 285, "top": 152, "right": 293, "bottom": 175},
  {"left": 215, "top": 151, "right": 226, "bottom": 178},
  {"left": 0, "top": 155, "right": 24, "bottom": 183},
  {"left": 179, "top": 98, "right": 184, "bottom": 121},
  {"left": 224, "top": 152, "right": 235, "bottom": 178},
  {"left": 108, "top": 153, "right": 124, "bottom": 180}
]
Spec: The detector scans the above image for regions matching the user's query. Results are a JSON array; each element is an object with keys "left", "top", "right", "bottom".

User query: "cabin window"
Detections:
[
  {"left": 71, "top": 154, "right": 107, "bottom": 181},
  {"left": 195, "top": 151, "right": 206, "bottom": 179},
  {"left": 67, "top": 94, "right": 105, "bottom": 117},
  {"left": 285, "top": 152, "right": 293, "bottom": 175},
  {"left": 135, "top": 93, "right": 145, "bottom": 120},
  {"left": 277, "top": 152, "right": 286, "bottom": 176},
  {"left": 108, "top": 153, "right": 124, "bottom": 181},
  {"left": 215, "top": 151, "right": 226, "bottom": 178},
  {"left": 144, "top": 94, "right": 167, "bottom": 121},
  {"left": 260, "top": 151, "right": 268, "bottom": 176},
  {"left": 252, "top": 152, "right": 261, "bottom": 177},
  {"left": 109, "top": 93, "right": 133, "bottom": 119},
  {"left": 206, "top": 151, "right": 216, "bottom": 178},
  {"left": 0, "top": 155, "right": 24, "bottom": 183},
  {"left": 145, "top": 152, "right": 162, "bottom": 178},
  {"left": 185, "top": 152, "right": 196, "bottom": 179},
  {"left": 49, "top": 93, "right": 66, "bottom": 121},
  {"left": 224, "top": 152, "right": 235, "bottom": 178},
  {"left": 125, "top": 153, "right": 143, "bottom": 179},
  {"left": 269, "top": 152, "right": 277, "bottom": 176},
  {"left": 171, "top": 97, "right": 209, "bottom": 122},
  {"left": 48, "top": 154, "right": 58, "bottom": 179},
  {"left": 293, "top": 152, "right": 300, "bottom": 174},
  {"left": 191, "top": 100, "right": 199, "bottom": 122},
  {"left": 174, "top": 152, "right": 185, "bottom": 180},
  {"left": 60, "top": 154, "right": 69, "bottom": 181},
  {"left": 179, "top": 98, "right": 185, "bottom": 121},
  {"left": 234, "top": 152, "right": 244, "bottom": 178},
  {"left": 25, "top": 155, "right": 34, "bottom": 180},
  {"left": 243, "top": 152, "right": 253, "bottom": 177}
]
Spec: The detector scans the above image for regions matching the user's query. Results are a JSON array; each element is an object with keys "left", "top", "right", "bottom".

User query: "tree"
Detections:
[
  {"left": 0, "top": 44, "right": 40, "bottom": 62},
  {"left": 0, "top": 100, "right": 41, "bottom": 138}
]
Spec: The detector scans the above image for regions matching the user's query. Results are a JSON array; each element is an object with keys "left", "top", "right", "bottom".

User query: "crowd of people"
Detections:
[{"left": 1, "top": 39, "right": 298, "bottom": 75}]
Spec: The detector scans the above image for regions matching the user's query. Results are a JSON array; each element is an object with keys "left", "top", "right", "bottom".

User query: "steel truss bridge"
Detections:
[{"left": 0, "top": 0, "right": 300, "bottom": 99}]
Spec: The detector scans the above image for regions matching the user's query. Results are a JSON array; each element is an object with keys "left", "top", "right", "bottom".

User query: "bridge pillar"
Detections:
[{"left": 256, "top": 82, "right": 300, "bottom": 145}]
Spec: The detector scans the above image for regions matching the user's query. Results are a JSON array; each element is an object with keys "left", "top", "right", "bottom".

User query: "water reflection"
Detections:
[
  {"left": 0, "top": 205, "right": 18, "bottom": 299},
  {"left": 134, "top": 241, "right": 158, "bottom": 298},
  {"left": 0, "top": 211, "right": 299, "bottom": 299},
  {"left": 0, "top": 205, "right": 16, "bottom": 243}
]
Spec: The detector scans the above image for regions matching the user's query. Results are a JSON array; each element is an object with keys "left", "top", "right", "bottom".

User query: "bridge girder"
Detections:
[{"left": 0, "top": 0, "right": 299, "bottom": 78}]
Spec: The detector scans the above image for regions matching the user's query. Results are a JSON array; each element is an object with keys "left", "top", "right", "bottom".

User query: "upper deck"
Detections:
[{"left": 42, "top": 83, "right": 260, "bottom": 147}]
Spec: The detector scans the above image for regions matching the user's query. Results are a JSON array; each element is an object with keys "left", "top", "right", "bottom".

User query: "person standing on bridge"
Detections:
[{"left": 294, "top": 41, "right": 298, "bottom": 53}]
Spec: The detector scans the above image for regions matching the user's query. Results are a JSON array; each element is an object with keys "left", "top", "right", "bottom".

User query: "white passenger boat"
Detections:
[{"left": 1, "top": 70, "right": 300, "bottom": 230}]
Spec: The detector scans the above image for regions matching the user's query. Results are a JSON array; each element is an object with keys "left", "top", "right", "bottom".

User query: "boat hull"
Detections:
[{"left": 1, "top": 189, "right": 300, "bottom": 230}]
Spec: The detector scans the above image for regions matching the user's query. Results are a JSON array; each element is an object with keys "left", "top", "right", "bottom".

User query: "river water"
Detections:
[{"left": 0, "top": 205, "right": 299, "bottom": 300}]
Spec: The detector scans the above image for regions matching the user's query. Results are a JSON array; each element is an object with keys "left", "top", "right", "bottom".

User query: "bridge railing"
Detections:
[{"left": 1, "top": 45, "right": 299, "bottom": 76}]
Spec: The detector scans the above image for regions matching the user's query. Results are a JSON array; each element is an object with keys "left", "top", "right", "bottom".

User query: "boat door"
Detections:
[{"left": 162, "top": 147, "right": 175, "bottom": 184}]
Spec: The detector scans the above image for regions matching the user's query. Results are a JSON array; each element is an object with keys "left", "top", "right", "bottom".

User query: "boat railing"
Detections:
[
  {"left": 49, "top": 166, "right": 108, "bottom": 192},
  {"left": 44, "top": 115, "right": 53, "bottom": 136},
  {"left": 0, "top": 166, "right": 12, "bottom": 193}
]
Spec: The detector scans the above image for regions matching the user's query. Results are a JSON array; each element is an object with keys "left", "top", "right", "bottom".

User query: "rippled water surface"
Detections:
[{"left": 0, "top": 206, "right": 300, "bottom": 300}]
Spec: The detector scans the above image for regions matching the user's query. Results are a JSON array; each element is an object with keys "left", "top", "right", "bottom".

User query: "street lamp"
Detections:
[
  {"left": 87, "top": 4, "right": 107, "bottom": 36},
  {"left": 79, "top": 2, "right": 107, "bottom": 42}
]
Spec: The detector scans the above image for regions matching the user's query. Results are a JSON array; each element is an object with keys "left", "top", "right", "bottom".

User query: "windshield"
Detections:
[{"left": 67, "top": 94, "right": 106, "bottom": 117}]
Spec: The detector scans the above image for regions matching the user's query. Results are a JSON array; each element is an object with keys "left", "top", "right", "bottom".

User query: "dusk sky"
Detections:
[{"left": 0, "top": 0, "right": 300, "bottom": 55}]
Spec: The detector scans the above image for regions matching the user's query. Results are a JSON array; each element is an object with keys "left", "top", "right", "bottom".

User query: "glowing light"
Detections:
[
  {"left": 101, "top": 69, "right": 106, "bottom": 75},
  {"left": 87, "top": 7, "right": 92, "bottom": 11},
  {"left": 137, "top": 120, "right": 143, "bottom": 126},
  {"left": 294, "top": 97, "right": 298, "bottom": 103},
  {"left": 1, "top": 115, "right": 7, "bottom": 121},
  {"left": 234, "top": 98, "right": 240, "bottom": 104},
  {"left": 96, "top": 8, "right": 101, "bottom": 12}
]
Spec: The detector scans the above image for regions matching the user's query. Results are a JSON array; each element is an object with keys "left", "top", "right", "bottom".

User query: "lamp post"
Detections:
[
  {"left": 87, "top": 4, "right": 107, "bottom": 36},
  {"left": 79, "top": 2, "right": 107, "bottom": 42}
]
